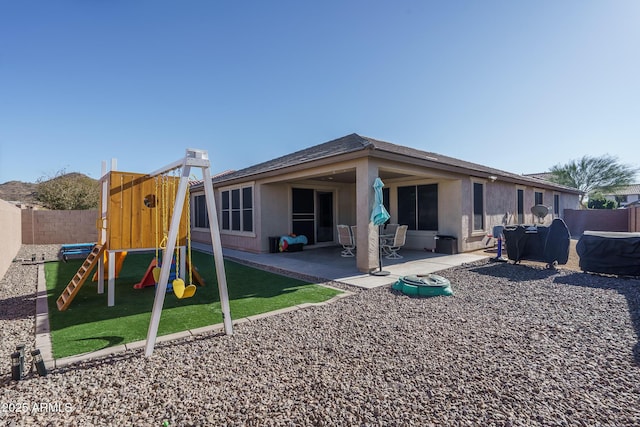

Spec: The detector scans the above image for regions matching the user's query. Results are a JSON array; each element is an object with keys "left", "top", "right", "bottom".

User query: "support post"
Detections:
[
  {"left": 144, "top": 148, "right": 232, "bottom": 356},
  {"left": 203, "top": 166, "right": 233, "bottom": 336},
  {"left": 107, "top": 251, "right": 115, "bottom": 306},
  {"left": 145, "top": 165, "right": 191, "bottom": 357},
  {"left": 97, "top": 256, "right": 104, "bottom": 294}
]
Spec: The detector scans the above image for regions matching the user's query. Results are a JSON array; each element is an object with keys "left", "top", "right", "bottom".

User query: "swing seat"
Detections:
[
  {"left": 152, "top": 267, "right": 162, "bottom": 283},
  {"left": 172, "top": 278, "right": 196, "bottom": 299}
]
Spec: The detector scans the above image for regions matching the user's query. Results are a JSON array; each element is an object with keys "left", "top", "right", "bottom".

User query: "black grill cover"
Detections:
[
  {"left": 502, "top": 218, "right": 570, "bottom": 265},
  {"left": 576, "top": 232, "right": 640, "bottom": 276}
]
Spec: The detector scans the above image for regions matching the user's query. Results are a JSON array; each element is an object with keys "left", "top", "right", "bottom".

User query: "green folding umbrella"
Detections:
[{"left": 370, "top": 177, "right": 390, "bottom": 276}]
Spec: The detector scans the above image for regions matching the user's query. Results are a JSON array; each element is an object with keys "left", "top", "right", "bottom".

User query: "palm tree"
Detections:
[{"left": 548, "top": 155, "right": 638, "bottom": 208}]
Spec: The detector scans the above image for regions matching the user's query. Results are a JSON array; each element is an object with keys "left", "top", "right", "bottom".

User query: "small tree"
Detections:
[
  {"left": 587, "top": 193, "right": 617, "bottom": 209},
  {"left": 548, "top": 154, "right": 638, "bottom": 208},
  {"left": 36, "top": 170, "right": 99, "bottom": 210}
]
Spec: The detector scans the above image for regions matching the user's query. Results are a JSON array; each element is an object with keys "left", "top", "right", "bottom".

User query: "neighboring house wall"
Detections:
[
  {"left": 0, "top": 200, "right": 22, "bottom": 281},
  {"left": 604, "top": 184, "right": 640, "bottom": 207},
  {"left": 563, "top": 209, "right": 629, "bottom": 237},
  {"left": 22, "top": 209, "right": 98, "bottom": 244}
]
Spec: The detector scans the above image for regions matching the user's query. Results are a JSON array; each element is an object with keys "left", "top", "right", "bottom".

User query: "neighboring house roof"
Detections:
[
  {"left": 205, "top": 133, "right": 582, "bottom": 194},
  {"left": 604, "top": 184, "right": 640, "bottom": 196},
  {"left": 523, "top": 172, "right": 554, "bottom": 181}
]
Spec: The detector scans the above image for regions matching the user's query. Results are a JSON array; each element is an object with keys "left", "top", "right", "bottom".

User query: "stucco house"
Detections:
[
  {"left": 603, "top": 184, "right": 640, "bottom": 207},
  {"left": 190, "top": 134, "right": 581, "bottom": 273}
]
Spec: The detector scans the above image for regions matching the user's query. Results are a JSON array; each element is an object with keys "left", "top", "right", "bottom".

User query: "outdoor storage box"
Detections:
[
  {"left": 268, "top": 237, "right": 280, "bottom": 253},
  {"left": 435, "top": 235, "right": 458, "bottom": 254},
  {"left": 285, "top": 243, "right": 304, "bottom": 252}
]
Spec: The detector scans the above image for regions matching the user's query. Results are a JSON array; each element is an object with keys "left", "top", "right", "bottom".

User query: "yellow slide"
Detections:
[{"left": 92, "top": 251, "right": 127, "bottom": 281}]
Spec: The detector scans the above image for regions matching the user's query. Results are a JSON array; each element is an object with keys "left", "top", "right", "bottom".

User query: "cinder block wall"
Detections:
[
  {"left": 21, "top": 209, "right": 99, "bottom": 244},
  {"left": 563, "top": 208, "right": 630, "bottom": 237},
  {"left": 0, "top": 200, "right": 22, "bottom": 280}
]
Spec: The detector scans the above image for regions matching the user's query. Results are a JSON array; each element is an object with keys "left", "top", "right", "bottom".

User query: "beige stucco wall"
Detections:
[
  {"left": 0, "top": 200, "right": 22, "bottom": 280},
  {"left": 258, "top": 182, "right": 290, "bottom": 251},
  {"left": 22, "top": 209, "right": 98, "bottom": 244},
  {"left": 191, "top": 155, "right": 581, "bottom": 263},
  {"left": 336, "top": 184, "right": 356, "bottom": 226}
]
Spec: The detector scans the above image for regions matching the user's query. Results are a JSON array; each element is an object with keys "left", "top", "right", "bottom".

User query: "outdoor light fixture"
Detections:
[
  {"left": 11, "top": 351, "right": 21, "bottom": 381},
  {"left": 489, "top": 175, "right": 497, "bottom": 182},
  {"left": 31, "top": 349, "right": 47, "bottom": 377},
  {"left": 16, "top": 343, "right": 25, "bottom": 376}
]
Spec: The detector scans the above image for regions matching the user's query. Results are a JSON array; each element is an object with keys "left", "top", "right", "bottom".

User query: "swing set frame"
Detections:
[{"left": 142, "top": 148, "right": 233, "bottom": 356}]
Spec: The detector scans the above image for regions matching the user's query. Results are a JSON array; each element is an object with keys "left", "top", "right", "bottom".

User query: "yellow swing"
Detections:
[{"left": 172, "top": 174, "right": 196, "bottom": 299}]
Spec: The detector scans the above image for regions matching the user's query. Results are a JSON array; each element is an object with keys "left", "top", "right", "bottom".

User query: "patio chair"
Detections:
[
  {"left": 384, "top": 223, "right": 399, "bottom": 236},
  {"left": 382, "top": 225, "right": 408, "bottom": 259},
  {"left": 337, "top": 224, "right": 356, "bottom": 257}
]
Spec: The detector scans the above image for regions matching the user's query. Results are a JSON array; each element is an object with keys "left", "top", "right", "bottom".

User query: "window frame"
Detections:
[
  {"left": 220, "top": 184, "right": 255, "bottom": 236},
  {"left": 192, "top": 193, "right": 210, "bottom": 230},
  {"left": 516, "top": 187, "right": 525, "bottom": 224},
  {"left": 397, "top": 183, "right": 438, "bottom": 231},
  {"left": 553, "top": 193, "right": 560, "bottom": 217},
  {"left": 534, "top": 190, "right": 544, "bottom": 206},
  {"left": 471, "top": 179, "right": 485, "bottom": 234}
]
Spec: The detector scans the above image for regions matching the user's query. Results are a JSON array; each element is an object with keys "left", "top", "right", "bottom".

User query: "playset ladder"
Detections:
[{"left": 56, "top": 244, "right": 105, "bottom": 311}]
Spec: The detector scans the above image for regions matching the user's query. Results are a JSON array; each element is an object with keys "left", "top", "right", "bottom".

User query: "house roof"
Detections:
[
  {"left": 523, "top": 172, "right": 554, "bottom": 181},
  {"left": 605, "top": 184, "right": 640, "bottom": 196},
  {"left": 206, "top": 133, "right": 581, "bottom": 193}
]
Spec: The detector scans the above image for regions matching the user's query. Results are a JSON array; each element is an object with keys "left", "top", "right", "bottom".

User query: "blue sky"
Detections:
[{"left": 1, "top": 1, "right": 638, "bottom": 183}]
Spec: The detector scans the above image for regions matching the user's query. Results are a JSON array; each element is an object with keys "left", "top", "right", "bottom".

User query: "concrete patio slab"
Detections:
[{"left": 195, "top": 243, "right": 488, "bottom": 289}]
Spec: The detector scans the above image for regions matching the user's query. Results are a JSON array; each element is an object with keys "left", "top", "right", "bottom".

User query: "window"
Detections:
[
  {"left": 473, "top": 182, "right": 484, "bottom": 231},
  {"left": 397, "top": 184, "right": 438, "bottom": 230},
  {"left": 553, "top": 194, "right": 560, "bottom": 216},
  {"left": 193, "top": 194, "right": 209, "bottom": 229},
  {"left": 517, "top": 189, "right": 524, "bottom": 223},
  {"left": 242, "top": 187, "right": 253, "bottom": 232},
  {"left": 535, "top": 191, "right": 543, "bottom": 205},
  {"left": 615, "top": 195, "right": 628, "bottom": 205},
  {"left": 221, "top": 186, "right": 253, "bottom": 232}
]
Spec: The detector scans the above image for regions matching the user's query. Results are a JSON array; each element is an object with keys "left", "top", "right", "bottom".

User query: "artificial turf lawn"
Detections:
[{"left": 45, "top": 250, "right": 341, "bottom": 358}]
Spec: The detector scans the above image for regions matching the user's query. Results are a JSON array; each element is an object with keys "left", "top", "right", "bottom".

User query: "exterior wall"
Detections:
[
  {"left": 379, "top": 178, "right": 458, "bottom": 252},
  {"left": 257, "top": 182, "right": 289, "bottom": 252},
  {"left": 563, "top": 208, "right": 632, "bottom": 237},
  {"left": 460, "top": 180, "right": 581, "bottom": 252},
  {"left": 435, "top": 179, "right": 461, "bottom": 251},
  {"left": 336, "top": 184, "right": 356, "bottom": 228},
  {"left": 605, "top": 193, "right": 640, "bottom": 207},
  {"left": 190, "top": 157, "right": 581, "bottom": 257},
  {"left": 0, "top": 200, "right": 22, "bottom": 281},
  {"left": 558, "top": 193, "right": 580, "bottom": 218},
  {"left": 21, "top": 209, "right": 98, "bottom": 244}
]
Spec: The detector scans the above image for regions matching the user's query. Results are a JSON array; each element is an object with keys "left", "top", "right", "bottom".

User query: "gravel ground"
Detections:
[{"left": 1, "top": 244, "right": 639, "bottom": 426}]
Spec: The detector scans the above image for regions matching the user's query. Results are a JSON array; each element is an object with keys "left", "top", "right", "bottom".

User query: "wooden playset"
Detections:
[{"left": 55, "top": 148, "right": 233, "bottom": 356}]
